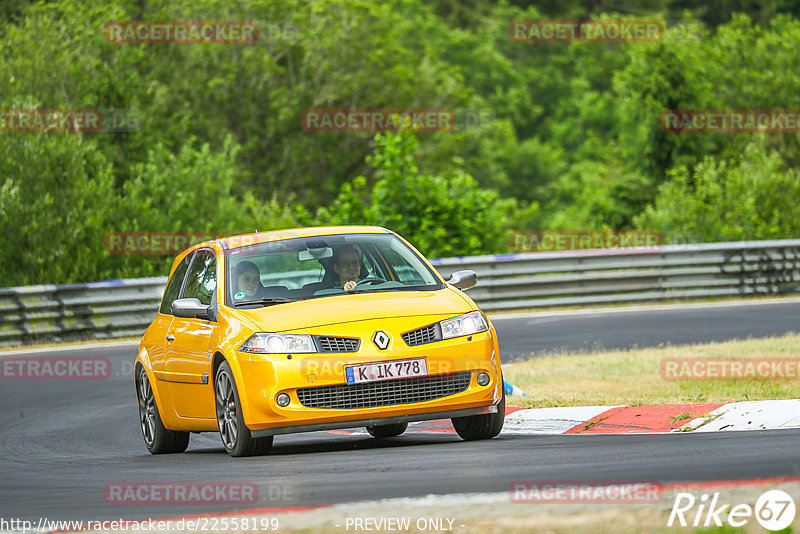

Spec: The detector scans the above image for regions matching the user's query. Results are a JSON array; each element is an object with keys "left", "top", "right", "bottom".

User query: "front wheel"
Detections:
[
  {"left": 215, "top": 361, "right": 273, "bottom": 457},
  {"left": 366, "top": 422, "right": 408, "bottom": 438},
  {"left": 452, "top": 393, "right": 505, "bottom": 441},
  {"left": 137, "top": 366, "right": 190, "bottom": 454}
]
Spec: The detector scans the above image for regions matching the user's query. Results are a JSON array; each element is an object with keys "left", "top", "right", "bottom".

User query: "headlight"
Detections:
[
  {"left": 240, "top": 333, "right": 317, "bottom": 353},
  {"left": 440, "top": 311, "right": 488, "bottom": 339}
]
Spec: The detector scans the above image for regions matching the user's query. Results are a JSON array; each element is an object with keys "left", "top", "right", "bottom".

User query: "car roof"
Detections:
[{"left": 215, "top": 225, "right": 393, "bottom": 250}]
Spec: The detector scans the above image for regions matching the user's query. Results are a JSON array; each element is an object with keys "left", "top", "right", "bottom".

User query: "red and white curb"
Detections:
[
  {"left": 325, "top": 400, "right": 800, "bottom": 436},
  {"left": 679, "top": 399, "right": 800, "bottom": 432}
]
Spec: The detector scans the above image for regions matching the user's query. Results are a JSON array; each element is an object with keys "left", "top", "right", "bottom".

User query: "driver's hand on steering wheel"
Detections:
[{"left": 343, "top": 280, "right": 357, "bottom": 292}]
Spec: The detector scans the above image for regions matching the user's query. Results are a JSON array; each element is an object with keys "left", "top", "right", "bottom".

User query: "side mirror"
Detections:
[
  {"left": 447, "top": 269, "right": 477, "bottom": 291},
  {"left": 172, "top": 298, "right": 211, "bottom": 319}
]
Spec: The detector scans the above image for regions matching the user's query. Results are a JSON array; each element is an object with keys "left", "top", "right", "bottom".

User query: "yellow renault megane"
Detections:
[{"left": 135, "top": 226, "right": 504, "bottom": 456}]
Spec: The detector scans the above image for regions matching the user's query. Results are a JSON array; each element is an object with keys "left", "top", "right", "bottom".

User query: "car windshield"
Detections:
[{"left": 225, "top": 233, "right": 443, "bottom": 307}]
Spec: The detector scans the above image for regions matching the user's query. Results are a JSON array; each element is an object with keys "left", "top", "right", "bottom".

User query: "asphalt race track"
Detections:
[
  {"left": 2, "top": 299, "right": 800, "bottom": 522},
  {"left": 493, "top": 298, "right": 800, "bottom": 359}
]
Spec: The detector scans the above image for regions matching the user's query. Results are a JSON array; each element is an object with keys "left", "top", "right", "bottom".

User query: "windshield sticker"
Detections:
[{"left": 234, "top": 291, "right": 246, "bottom": 300}]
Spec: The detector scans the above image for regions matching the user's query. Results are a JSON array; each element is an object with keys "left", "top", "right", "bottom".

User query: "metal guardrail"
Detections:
[
  {"left": 0, "top": 278, "right": 166, "bottom": 348},
  {"left": 2, "top": 239, "right": 799, "bottom": 347},
  {"left": 430, "top": 239, "right": 800, "bottom": 310}
]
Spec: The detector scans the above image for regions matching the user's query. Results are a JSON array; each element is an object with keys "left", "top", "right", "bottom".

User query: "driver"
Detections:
[{"left": 331, "top": 245, "right": 362, "bottom": 291}]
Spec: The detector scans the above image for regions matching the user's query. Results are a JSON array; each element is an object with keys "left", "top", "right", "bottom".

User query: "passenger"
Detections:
[{"left": 232, "top": 261, "right": 262, "bottom": 300}]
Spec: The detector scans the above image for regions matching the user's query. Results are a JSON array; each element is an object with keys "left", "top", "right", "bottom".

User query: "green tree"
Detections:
[
  {"left": 0, "top": 125, "right": 117, "bottom": 286},
  {"left": 634, "top": 142, "right": 800, "bottom": 243},
  {"left": 317, "top": 129, "right": 534, "bottom": 258},
  {"left": 114, "top": 137, "right": 307, "bottom": 278}
]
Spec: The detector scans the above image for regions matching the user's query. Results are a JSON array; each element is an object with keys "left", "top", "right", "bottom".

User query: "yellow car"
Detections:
[{"left": 135, "top": 226, "right": 504, "bottom": 456}]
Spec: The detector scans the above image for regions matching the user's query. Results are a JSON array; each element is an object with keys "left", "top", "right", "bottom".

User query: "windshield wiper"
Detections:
[{"left": 234, "top": 297, "right": 297, "bottom": 307}]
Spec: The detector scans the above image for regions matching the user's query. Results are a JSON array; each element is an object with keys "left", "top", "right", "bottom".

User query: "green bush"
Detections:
[
  {"left": 0, "top": 127, "right": 117, "bottom": 286},
  {"left": 635, "top": 142, "right": 800, "bottom": 243},
  {"left": 0, "top": 129, "right": 306, "bottom": 286},
  {"left": 317, "top": 130, "right": 535, "bottom": 258}
]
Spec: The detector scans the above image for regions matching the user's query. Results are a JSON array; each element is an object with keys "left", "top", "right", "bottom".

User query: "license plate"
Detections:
[{"left": 345, "top": 358, "right": 428, "bottom": 384}]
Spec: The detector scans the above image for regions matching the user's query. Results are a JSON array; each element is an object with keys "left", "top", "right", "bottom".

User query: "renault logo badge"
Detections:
[{"left": 372, "top": 330, "right": 391, "bottom": 350}]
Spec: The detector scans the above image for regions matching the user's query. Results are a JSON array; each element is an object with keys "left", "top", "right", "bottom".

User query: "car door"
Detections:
[
  {"left": 165, "top": 248, "right": 217, "bottom": 419},
  {"left": 147, "top": 252, "right": 193, "bottom": 376}
]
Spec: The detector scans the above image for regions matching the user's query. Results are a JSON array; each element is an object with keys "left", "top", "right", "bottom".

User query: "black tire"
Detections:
[
  {"left": 366, "top": 422, "right": 408, "bottom": 438},
  {"left": 137, "top": 366, "right": 190, "bottom": 454},
  {"left": 452, "top": 393, "right": 505, "bottom": 441},
  {"left": 215, "top": 361, "right": 273, "bottom": 457}
]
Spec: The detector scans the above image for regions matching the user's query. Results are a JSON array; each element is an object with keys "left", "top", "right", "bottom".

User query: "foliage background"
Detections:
[{"left": 1, "top": 0, "right": 799, "bottom": 285}]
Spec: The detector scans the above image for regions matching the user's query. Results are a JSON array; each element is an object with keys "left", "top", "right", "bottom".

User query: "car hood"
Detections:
[{"left": 229, "top": 288, "right": 472, "bottom": 332}]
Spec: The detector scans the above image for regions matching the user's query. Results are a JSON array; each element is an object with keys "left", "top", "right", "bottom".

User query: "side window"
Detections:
[
  {"left": 182, "top": 249, "right": 217, "bottom": 306},
  {"left": 360, "top": 249, "right": 375, "bottom": 274},
  {"left": 159, "top": 253, "right": 193, "bottom": 314},
  {"left": 380, "top": 247, "right": 422, "bottom": 284}
]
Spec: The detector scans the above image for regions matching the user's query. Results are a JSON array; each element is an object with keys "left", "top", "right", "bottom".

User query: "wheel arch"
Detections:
[
  {"left": 485, "top": 316, "right": 504, "bottom": 402},
  {"left": 134, "top": 360, "right": 174, "bottom": 428},
  {"left": 211, "top": 349, "right": 256, "bottom": 428},
  {"left": 134, "top": 349, "right": 179, "bottom": 430}
]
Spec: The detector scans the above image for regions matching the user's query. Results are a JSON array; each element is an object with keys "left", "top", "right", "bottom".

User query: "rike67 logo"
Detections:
[{"left": 669, "top": 489, "right": 795, "bottom": 531}]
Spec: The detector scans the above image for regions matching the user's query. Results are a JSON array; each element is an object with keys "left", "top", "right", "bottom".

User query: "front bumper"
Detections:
[
  {"left": 235, "top": 321, "right": 503, "bottom": 432},
  {"left": 250, "top": 404, "right": 498, "bottom": 438}
]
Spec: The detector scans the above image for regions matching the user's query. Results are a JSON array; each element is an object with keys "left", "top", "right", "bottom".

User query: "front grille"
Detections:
[
  {"left": 315, "top": 336, "right": 360, "bottom": 353},
  {"left": 402, "top": 324, "right": 440, "bottom": 346},
  {"left": 296, "top": 371, "right": 471, "bottom": 409}
]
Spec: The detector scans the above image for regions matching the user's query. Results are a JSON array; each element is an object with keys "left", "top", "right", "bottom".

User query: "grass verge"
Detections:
[{"left": 502, "top": 333, "right": 800, "bottom": 407}]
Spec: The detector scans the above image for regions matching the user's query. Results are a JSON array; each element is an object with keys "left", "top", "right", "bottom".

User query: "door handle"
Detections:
[{"left": 166, "top": 335, "right": 175, "bottom": 342}]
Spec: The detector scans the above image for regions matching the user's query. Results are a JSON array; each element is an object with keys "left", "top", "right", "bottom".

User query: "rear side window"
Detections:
[
  {"left": 159, "top": 253, "right": 193, "bottom": 314},
  {"left": 182, "top": 249, "right": 217, "bottom": 306}
]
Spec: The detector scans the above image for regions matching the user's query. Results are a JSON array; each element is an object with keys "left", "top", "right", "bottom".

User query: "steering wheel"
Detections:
[{"left": 356, "top": 275, "right": 386, "bottom": 286}]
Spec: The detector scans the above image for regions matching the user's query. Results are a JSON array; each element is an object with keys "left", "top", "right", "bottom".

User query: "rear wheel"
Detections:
[
  {"left": 366, "top": 422, "right": 408, "bottom": 438},
  {"left": 137, "top": 366, "right": 190, "bottom": 454},
  {"left": 452, "top": 393, "right": 505, "bottom": 441},
  {"left": 215, "top": 361, "right": 273, "bottom": 457}
]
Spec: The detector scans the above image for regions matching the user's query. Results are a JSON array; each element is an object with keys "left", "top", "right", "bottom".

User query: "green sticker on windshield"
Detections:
[{"left": 234, "top": 291, "right": 246, "bottom": 300}]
